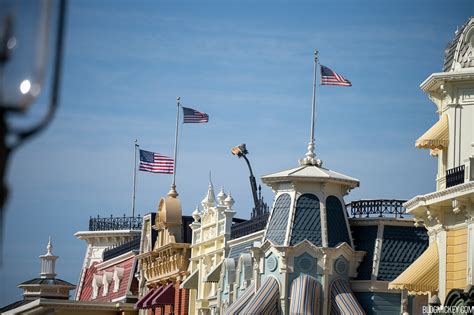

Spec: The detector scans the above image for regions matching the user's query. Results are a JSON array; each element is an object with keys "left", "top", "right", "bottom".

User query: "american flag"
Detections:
[
  {"left": 139, "top": 150, "right": 174, "bottom": 174},
  {"left": 320, "top": 65, "right": 352, "bottom": 86},
  {"left": 182, "top": 107, "right": 209, "bottom": 123}
]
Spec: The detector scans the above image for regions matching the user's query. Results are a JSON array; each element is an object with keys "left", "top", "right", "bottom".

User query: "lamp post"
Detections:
[
  {"left": 231, "top": 144, "right": 261, "bottom": 216},
  {"left": 0, "top": 0, "right": 67, "bottom": 249}
]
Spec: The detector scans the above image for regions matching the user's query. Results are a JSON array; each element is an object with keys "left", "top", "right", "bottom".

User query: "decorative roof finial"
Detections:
[
  {"left": 47, "top": 236, "right": 52, "bottom": 256},
  {"left": 224, "top": 191, "right": 235, "bottom": 209},
  {"left": 299, "top": 50, "right": 322, "bottom": 167},
  {"left": 201, "top": 174, "right": 216, "bottom": 208},
  {"left": 217, "top": 186, "right": 227, "bottom": 206}
]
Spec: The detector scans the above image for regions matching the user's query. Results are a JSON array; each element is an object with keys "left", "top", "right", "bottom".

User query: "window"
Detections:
[{"left": 92, "top": 274, "right": 103, "bottom": 299}]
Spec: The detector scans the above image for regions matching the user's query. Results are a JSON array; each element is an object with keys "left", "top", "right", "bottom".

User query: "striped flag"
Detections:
[
  {"left": 320, "top": 65, "right": 352, "bottom": 86},
  {"left": 182, "top": 107, "right": 209, "bottom": 123},
  {"left": 139, "top": 149, "right": 174, "bottom": 174}
]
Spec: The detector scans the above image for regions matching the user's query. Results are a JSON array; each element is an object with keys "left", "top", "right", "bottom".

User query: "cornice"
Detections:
[
  {"left": 420, "top": 69, "right": 474, "bottom": 92},
  {"left": 404, "top": 181, "right": 474, "bottom": 211},
  {"left": 74, "top": 230, "right": 140, "bottom": 240}
]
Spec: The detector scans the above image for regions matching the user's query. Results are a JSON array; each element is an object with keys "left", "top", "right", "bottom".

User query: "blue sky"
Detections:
[{"left": 1, "top": 0, "right": 472, "bottom": 305}]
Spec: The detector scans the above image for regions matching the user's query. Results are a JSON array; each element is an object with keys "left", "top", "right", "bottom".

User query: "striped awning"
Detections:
[
  {"left": 388, "top": 242, "right": 439, "bottom": 295},
  {"left": 289, "top": 274, "right": 320, "bottom": 314},
  {"left": 205, "top": 261, "right": 223, "bottom": 282},
  {"left": 181, "top": 269, "right": 199, "bottom": 289},
  {"left": 134, "top": 288, "right": 156, "bottom": 309},
  {"left": 134, "top": 287, "right": 163, "bottom": 309},
  {"left": 143, "top": 287, "right": 164, "bottom": 309},
  {"left": 240, "top": 277, "right": 280, "bottom": 314},
  {"left": 416, "top": 114, "right": 449, "bottom": 149},
  {"left": 225, "top": 282, "right": 255, "bottom": 315},
  {"left": 330, "top": 278, "right": 365, "bottom": 315},
  {"left": 151, "top": 283, "right": 175, "bottom": 305}
]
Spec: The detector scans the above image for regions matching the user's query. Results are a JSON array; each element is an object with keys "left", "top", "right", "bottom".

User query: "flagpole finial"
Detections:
[{"left": 168, "top": 184, "right": 178, "bottom": 198}]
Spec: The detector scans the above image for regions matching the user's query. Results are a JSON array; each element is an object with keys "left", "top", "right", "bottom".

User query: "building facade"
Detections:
[
  {"left": 389, "top": 16, "right": 474, "bottom": 309},
  {"left": 182, "top": 183, "right": 237, "bottom": 315},
  {"left": 135, "top": 192, "right": 193, "bottom": 315}
]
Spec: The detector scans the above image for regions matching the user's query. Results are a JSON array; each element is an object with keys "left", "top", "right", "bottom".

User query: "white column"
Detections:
[
  {"left": 371, "top": 223, "right": 385, "bottom": 280},
  {"left": 436, "top": 229, "right": 447, "bottom": 303},
  {"left": 320, "top": 199, "right": 328, "bottom": 248}
]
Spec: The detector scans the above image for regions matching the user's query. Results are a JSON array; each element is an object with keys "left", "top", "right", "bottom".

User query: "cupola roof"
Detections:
[{"left": 262, "top": 164, "right": 359, "bottom": 188}]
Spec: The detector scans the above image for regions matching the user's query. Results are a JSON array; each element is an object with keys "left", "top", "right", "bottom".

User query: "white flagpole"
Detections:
[
  {"left": 300, "top": 49, "right": 320, "bottom": 166},
  {"left": 132, "top": 139, "right": 138, "bottom": 217},
  {"left": 168, "top": 97, "right": 180, "bottom": 198},
  {"left": 310, "top": 50, "right": 318, "bottom": 149}
]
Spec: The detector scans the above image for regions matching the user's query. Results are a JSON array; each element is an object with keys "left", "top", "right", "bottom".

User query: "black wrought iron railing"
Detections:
[
  {"left": 89, "top": 214, "right": 142, "bottom": 231},
  {"left": 231, "top": 213, "right": 269, "bottom": 239},
  {"left": 446, "top": 165, "right": 465, "bottom": 188},
  {"left": 349, "top": 199, "right": 407, "bottom": 218}
]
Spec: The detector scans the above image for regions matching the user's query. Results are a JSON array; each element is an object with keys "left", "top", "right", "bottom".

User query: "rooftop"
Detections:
[
  {"left": 88, "top": 214, "right": 142, "bottom": 231},
  {"left": 262, "top": 164, "right": 359, "bottom": 188}
]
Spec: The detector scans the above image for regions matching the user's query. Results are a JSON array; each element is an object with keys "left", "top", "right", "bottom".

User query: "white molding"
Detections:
[
  {"left": 421, "top": 70, "right": 474, "bottom": 92},
  {"left": 95, "top": 251, "right": 135, "bottom": 270},
  {"left": 74, "top": 230, "right": 140, "bottom": 240},
  {"left": 371, "top": 223, "right": 385, "bottom": 280},
  {"left": 350, "top": 280, "right": 393, "bottom": 293},
  {"left": 320, "top": 199, "right": 328, "bottom": 248},
  {"left": 284, "top": 190, "right": 298, "bottom": 246},
  {"left": 227, "top": 230, "right": 264, "bottom": 247},
  {"left": 405, "top": 181, "right": 474, "bottom": 212}
]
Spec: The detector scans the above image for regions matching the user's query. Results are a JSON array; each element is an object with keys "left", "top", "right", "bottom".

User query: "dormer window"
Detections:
[
  {"left": 92, "top": 274, "right": 103, "bottom": 299},
  {"left": 113, "top": 267, "right": 124, "bottom": 292},
  {"left": 102, "top": 271, "right": 113, "bottom": 296}
]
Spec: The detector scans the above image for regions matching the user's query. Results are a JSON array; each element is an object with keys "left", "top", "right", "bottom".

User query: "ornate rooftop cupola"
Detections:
[
  {"left": 40, "top": 237, "right": 58, "bottom": 279},
  {"left": 225, "top": 51, "right": 366, "bottom": 315},
  {"left": 18, "top": 238, "right": 75, "bottom": 300},
  {"left": 262, "top": 50, "right": 359, "bottom": 249}
]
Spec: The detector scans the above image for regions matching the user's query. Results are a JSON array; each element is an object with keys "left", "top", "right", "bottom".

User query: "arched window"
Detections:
[
  {"left": 266, "top": 193, "right": 291, "bottom": 245},
  {"left": 290, "top": 194, "right": 321, "bottom": 246},
  {"left": 326, "top": 196, "right": 351, "bottom": 247}
]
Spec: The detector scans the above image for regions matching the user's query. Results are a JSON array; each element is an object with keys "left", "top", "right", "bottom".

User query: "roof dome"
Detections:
[
  {"left": 224, "top": 192, "right": 235, "bottom": 208},
  {"left": 443, "top": 17, "right": 474, "bottom": 71},
  {"left": 217, "top": 187, "right": 227, "bottom": 206}
]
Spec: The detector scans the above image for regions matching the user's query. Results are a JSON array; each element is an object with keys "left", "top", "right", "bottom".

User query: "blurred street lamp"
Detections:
[
  {"left": 231, "top": 144, "right": 261, "bottom": 216},
  {"left": 0, "top": 0, "right": 67, "bottom": 248}
]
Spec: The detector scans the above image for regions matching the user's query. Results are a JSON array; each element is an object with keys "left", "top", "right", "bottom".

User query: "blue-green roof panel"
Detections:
[
  {"left": 290, "top": 194, "right": 322, "bottom": 246},
  {"left": 266, "top": 193, "right": 291, "bottom": 245},
  {"left": 377, "top": 225, "right": 428, "bottom": 281},
  {"left": 326, "top": 196, "right": 351, "bottom": 247},
  {"left": 352, "top": 224, "right": 377, "bottom": 280}
]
